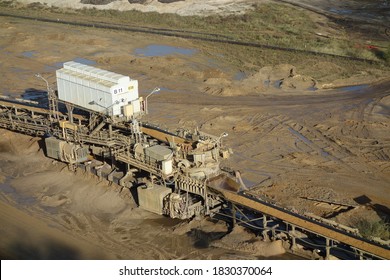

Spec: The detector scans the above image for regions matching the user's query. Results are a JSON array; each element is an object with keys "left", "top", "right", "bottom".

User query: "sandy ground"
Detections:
[
  {"left": 0, "top": 2, "right": 389, "bottom": 259},
  {"left": 0, "top": 130, "right": 291, "bottom": 259},
  {"left": 14, "top": 0, "right": 260, "bottom": 16}
]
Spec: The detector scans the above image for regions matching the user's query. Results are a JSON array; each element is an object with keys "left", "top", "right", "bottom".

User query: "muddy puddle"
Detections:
[
  {"left": 234, "top": 71, "right": 247, "bottom": 81},
  {"left": 22, "top": 50, "right": 37, "bottom": 58},
  {"left": 337, "top": 84, "right": 369, "bottom": 92}
]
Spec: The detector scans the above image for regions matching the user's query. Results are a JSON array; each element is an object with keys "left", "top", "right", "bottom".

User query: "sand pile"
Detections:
[
  {"left": 203, "top": 83, "right": 244, "bottom": 96},
  {"left": 201, "top": 64, "right": 318, "bottom": 96},
  {"left": 214, "top": 226, "right": 286, "bottom": 257},
  {"left": 202, "top": 69, "right": 248, "bottom": 96},
  {"left": 15, "top": 0, "right": 259, "bottom": 16},
  {"left": 173, "top": 218, "right": 286, "bottom": 256},
  {"left": 242, "top": 64, "right": 316, "bottom": 91}
]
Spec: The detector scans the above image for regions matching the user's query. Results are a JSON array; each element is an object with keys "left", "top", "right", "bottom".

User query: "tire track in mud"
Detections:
[
  {"left": 224, "top": 112, "right": 361, "bottom": 185},
  {"left": 287, "top": 122, "right": 350, "bottom": 157},
  {"left": 243, "top": 111, "right": 388, "bottom": 181},
  {"left": 165, "top": 89, "right": 389, "bottom": 186},
  {"left": 228, "top": 114, "right": 345, "bottom": 185},
  {"left": 285, "top": 120, "right": 390, "bottom": 179},
  {"left": 251, "top": 114, "right": 291, "bottom": 139},
  {"left": 330, "top": 93, "right": 390, "bottom": 174},
  {"left": 235, "top": 113, "right": 351, "bottom": 167}
]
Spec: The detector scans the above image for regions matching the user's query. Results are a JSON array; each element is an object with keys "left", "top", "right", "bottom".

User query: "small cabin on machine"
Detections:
[{"left": 56, "top": 61, "right": 142, "bottom": 118}]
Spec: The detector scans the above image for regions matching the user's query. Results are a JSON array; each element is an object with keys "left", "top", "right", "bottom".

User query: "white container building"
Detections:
[{"left": 56, "top": 61, "right": 140, "bottom": 117}]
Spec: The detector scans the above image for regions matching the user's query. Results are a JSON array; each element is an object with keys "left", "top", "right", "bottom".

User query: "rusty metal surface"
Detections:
[
  {"left": 208, "top": 174, "right": 241, "bottom": 193},
  {"left": 140, "top": 126, "right": 193, "bottom": 146}
]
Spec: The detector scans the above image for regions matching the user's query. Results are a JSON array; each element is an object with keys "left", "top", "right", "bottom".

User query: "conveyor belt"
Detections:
[
  {"left": 0, "top": 99, "right": 51, "bottom": 114},
  {"left": 0, "top": 99, "right": 86, "bottom": 120},
  {"left": 208, "top": 181, "right": 390, "bottom": 259}
]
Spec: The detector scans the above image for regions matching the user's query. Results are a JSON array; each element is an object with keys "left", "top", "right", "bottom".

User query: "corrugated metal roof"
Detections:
[
  {"left": 62, "top": 61, "right": 130, "bottom": 84},
  {"left": 57, "top": 68, "right": 116, "bottom": 89}
]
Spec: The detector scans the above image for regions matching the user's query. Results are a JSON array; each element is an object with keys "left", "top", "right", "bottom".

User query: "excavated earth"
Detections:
[{"left": 0, "top": 0, "right": 389, "bottom": 259}]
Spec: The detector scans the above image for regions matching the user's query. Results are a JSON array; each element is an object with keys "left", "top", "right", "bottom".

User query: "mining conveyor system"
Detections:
[{"left": 0, "top": 62, "right": 389, "bottom": 260}]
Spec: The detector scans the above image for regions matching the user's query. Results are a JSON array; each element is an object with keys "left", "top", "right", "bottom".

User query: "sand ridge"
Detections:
[{"left": 15, "top": 0, "right": 260, "bottom": 16}]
